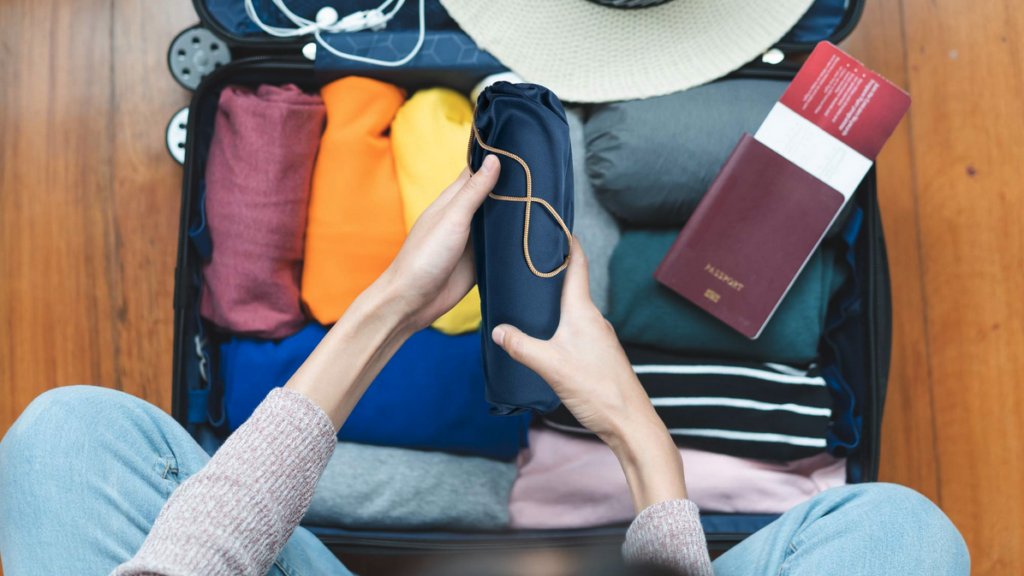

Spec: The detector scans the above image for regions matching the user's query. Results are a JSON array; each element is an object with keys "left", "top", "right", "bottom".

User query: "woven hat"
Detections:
[{"left": 438, "top": 0, "right": 815, "bottom": 103}]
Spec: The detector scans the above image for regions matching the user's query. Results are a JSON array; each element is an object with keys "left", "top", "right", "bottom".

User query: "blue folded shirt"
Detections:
[
  {"left": 469, "top": 82, "right": 574, "bottom": 416},
  {"left": 221, "top": 324, "right": 529, "bottom": 460}
]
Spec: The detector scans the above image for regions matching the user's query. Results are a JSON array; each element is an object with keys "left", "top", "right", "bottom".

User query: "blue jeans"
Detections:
[
  {"left": 0, "top": 386, "right": 349, "bottom": 576},
  {"left": 0, "top": 386, "right": 968, "bottom": 576}
]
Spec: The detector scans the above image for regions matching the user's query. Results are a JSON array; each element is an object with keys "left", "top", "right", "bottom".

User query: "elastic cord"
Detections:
[{"left": 467, "top": 122, "right": 572, "bottom": 279}]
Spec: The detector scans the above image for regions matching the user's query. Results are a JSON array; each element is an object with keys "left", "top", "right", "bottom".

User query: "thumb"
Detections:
[
  {"left": 561, "top": 237, "right": 593, "bottom": 308},
  {"left": 447, "top": 155, "right": 501, "bottom": 221},
  {"left": 492, "top": 324, "right": 553, "bottom": 377}
]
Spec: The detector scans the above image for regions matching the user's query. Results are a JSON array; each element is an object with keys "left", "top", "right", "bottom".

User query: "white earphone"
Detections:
[{"left": 244, "top": 0, "right": 426, "bottom": 67}]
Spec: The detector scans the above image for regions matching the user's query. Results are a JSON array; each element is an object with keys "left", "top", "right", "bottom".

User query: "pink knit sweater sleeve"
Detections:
[
  {"left": 111, "top": 388, "right": 336, "bottom": 576},
  {"left": 622, "top": 499, "right": 714, "bottom": 576},
  {"left": 110, "top": 386, "right": 709, "bottom": 576}
]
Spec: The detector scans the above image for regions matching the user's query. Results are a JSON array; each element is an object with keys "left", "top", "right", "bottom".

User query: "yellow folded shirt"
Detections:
[{"left": 391, "top": 87, "right": 481, "bottom": 335}]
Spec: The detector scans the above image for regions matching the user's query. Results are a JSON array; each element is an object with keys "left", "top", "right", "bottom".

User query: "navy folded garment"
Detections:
[
  {"left": 221, "top": 324, "right": 530, "bottom": 460},
  {"left": 469, "top": 82, "right": 574, "bottom": 416}
]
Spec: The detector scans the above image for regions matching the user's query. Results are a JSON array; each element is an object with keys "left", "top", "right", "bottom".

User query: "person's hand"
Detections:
[
  {"left": 288, "top": 157, "right": 499, "bottom": 431},
  {"left": 490, "top": 240, "right": 689, "bottom": 510},
  {"left": 488, "top": 239, "right": 655, "bottom": 445},
  {"left": 376, "top": 156, "right": 500, "bottom": 332}
]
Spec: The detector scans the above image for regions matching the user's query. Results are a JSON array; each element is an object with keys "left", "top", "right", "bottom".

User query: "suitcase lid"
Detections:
[{"left": 189, "top": 0, "right": 864, "bottom": 66}]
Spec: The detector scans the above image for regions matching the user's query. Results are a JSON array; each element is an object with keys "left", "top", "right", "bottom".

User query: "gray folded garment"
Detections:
[
  {"left": 586, "top": 79, "right": 785, "bottom": 227},
  {"left": 586, "top": 78, "right": 850, "bottom": 236},
  {"left": 303, "top": 441, "right": 518, "bottom": 531},
  {"left": 565, "top": 106, "right": 621, "bottom": 315}
]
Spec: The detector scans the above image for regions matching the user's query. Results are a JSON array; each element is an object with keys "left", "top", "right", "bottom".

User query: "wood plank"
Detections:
[
  {"left": 0, "top": 0, "right": 117, "bottom": 436},
  {"left": 841, "top": 0, "right": 941, "bottom": 500},
  {"left": 110, "top": 0, "right": 195, "bottom": 413},
  {"left": 901, "top": 0, "right": 1024, "bottom": 573}
]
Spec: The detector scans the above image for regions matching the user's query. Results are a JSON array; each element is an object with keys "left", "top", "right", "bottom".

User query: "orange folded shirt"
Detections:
[{"left": 302, "top": 77, "right": 408, "bottom": 324}]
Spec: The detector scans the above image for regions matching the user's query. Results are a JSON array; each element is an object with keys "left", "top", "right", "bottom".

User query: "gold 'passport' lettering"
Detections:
[{"left": 704, "top": 263, "right": 745, "bottom": 292}]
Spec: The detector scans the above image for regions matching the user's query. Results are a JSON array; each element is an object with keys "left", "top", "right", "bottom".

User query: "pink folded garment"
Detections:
[
  {"left": 509, "top": 427, "right": 846, "bottom": 530},
  {"left": 201, "top": 84, "right": 325, "bottom": 339}
]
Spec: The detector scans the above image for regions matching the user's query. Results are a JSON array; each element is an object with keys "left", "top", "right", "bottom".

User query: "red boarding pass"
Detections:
[{"left": 755, "top": 41, "right": 911, "bottom": 199}]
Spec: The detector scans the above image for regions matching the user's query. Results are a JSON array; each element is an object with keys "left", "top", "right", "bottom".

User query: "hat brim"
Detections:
[{"left": 439, "top": 0, "right": 816, "bottom": 103}]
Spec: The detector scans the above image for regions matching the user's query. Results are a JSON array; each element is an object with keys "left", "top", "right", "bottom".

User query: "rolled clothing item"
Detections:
[
  {"left": 469, "top": 82, "right": 574, "bottom": 415},
  {"left": 586, "top": 79, "right": 856, "bottom": 237},
  {"left": 544, "top": 347, "right": 833, "bottom": 461},
  {"left": 607, "top": 230, "right": 848, "bottom": 365},
  {"left": 509, "top": 426, "right": 846, "bottom": 530},
  {"left": 302, "top": 77, "right": 408, "bottom": 325},
  {"left": 304, "top": 440, "right": 517, "bottom": 531},
  {"left": 392, "top": 87, "right": 481, "bottom": 335},
  {"left": 565, "top": 106, "right": 620, "bottom": 315},
  {"left": 200, "top": 84, "right": 325, "bottom": 339},
  {"left": 221, "top": 324, "right": 531, "bottom": 460}
]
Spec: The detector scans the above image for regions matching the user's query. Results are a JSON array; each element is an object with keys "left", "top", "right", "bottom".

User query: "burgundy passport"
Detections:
[{"left": 655, "top": 42, "right": 910, "bottom": 339}]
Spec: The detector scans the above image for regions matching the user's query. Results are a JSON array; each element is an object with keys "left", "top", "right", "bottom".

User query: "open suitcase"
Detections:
[{"left": 167, "top": 0, "right": 890, "bottom": 555}]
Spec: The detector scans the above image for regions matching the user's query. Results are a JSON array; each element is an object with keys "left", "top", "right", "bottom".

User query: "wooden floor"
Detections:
[{"left": 1, "top": 0, "right": 1022, "bottom": 574}]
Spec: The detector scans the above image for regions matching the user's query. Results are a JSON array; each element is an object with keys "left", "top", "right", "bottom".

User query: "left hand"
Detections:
[
  {"left": 377, "top": 155, "right": 500, "bottom": 331},
  {"left": 287, "top": 155, "right": 500, "bottom": 431}
]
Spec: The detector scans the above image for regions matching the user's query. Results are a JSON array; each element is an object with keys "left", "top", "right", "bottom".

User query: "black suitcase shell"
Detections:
[{"left": 169, "top": 0, "right": 889, "bottom": 554}]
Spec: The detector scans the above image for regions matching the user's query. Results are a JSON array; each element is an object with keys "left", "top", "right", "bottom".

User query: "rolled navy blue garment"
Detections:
[
  {"left": 221, "top": 324, "right": 530, "bottom": 460},
  {"left": 469, "top": 82, "right": 574, "bottom": 416}
]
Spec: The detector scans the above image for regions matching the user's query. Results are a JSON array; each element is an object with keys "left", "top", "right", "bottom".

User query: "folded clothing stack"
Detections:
[
  {"left": 199, "top": 79, "right": 519, "bottom": 530},
  {"left": 196, "top": 76, "right": 862, "bottom": 532},
  {"left": 508, "top": 77, "right": 865, "bottom": 528}
]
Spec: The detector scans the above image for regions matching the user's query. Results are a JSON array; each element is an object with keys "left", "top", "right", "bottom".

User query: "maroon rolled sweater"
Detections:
[{"left": 200, "top": 84, "right": 325, "bottom": 339}]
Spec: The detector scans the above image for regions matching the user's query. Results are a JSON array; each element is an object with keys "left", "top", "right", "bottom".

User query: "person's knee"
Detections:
[
  {"left": 852, "top": 483, "right": 970, "bottom": 574},
  {"left": 0, "top": 386, "right": 147, "bottom": 464}
]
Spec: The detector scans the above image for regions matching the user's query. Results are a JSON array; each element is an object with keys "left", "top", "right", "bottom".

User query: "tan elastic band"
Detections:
[{"left": 466, "top": 122, "right": 572, "bottom": 278}]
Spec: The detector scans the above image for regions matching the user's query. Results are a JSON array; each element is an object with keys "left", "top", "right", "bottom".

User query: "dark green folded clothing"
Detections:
[{"left": 607, "top": 230, "right": 848, "bottom": 365}]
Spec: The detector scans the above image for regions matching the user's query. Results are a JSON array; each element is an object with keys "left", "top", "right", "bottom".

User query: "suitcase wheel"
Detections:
[
  {"left": 168, "top": 26, "right": 232, "bottom": 91},
  {"left": 167, "top": 107, "right": 189, "bottom": 165}
]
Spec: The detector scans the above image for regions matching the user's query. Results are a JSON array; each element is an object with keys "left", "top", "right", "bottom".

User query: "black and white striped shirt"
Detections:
[{"left": 543, "top": 346, "right": 833, "bottom": 461}]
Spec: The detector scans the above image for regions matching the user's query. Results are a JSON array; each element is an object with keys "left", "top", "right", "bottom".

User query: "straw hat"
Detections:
[{"left": 438, "top": 0, "right": 815, "bottom": 103}]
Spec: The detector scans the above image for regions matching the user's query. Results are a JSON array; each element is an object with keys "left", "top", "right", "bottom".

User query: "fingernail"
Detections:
[
  {"left": 492, "top": 326, "right": 505, "bottom": 346},
  {"left": 481, "top": 155, "right": 497, "bottom": 174}
]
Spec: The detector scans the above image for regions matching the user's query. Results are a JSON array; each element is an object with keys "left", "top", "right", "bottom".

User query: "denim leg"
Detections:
[
  {"left": 0, "top": 386, "right": 349, "bottom": 576},
  {"left": 712, "top": 483, "right": 969, "bottom": 576}
]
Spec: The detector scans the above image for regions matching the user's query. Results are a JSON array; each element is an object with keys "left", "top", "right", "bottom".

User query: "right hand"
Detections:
[
  {"left": 491, "top": 239, "right": 688, "bottom": 510},
  {"left": 490, "top": 239, "right": 659, "bottom": 448}
]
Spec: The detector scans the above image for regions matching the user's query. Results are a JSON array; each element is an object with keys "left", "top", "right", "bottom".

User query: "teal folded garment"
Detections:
[{"left": 607, "top": 231, "right": 848, "bottom": 365}]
